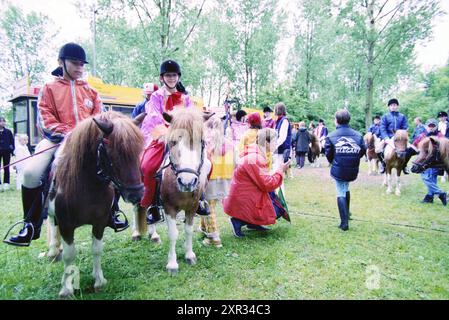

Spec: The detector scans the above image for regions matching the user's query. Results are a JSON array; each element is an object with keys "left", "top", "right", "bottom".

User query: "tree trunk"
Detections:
[{"left": 365, "top": 0, "right": 375, "bottom": 131}]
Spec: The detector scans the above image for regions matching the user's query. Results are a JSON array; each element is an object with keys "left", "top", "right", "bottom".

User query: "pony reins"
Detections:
[{"left": 0, "top": 143, "right": 60, "bottom": 171}]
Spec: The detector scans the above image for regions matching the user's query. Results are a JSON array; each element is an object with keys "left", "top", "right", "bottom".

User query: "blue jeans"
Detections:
[
  {"left": 335, "top": 179, "right": 349, "bottom": 198},
  {"left": 421, "top": 168, "right": 443, "bottom": 196}
]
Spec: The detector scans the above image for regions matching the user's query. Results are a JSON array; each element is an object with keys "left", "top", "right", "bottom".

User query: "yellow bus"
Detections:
[{"left": 9, "top": 76, "right": 204, "bottom": 148}]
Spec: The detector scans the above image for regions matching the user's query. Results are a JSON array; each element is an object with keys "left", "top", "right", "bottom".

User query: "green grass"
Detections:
[{"left": 1, "top": 158, "right": 449, "bottom": 300}]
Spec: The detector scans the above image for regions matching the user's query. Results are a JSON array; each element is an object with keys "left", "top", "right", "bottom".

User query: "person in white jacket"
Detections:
[{"left": 12, "top": 134, "right": 31, "bottom": 190}]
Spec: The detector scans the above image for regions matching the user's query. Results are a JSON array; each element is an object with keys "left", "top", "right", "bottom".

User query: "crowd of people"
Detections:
[{"left": 1, "top": 42, "right": 448, "bottom": 249}]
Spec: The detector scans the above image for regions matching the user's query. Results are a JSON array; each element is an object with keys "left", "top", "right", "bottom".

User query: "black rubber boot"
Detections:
[
  {"left": 438, "top": 193, "right": 447, "bottom": 206},
  {"left": 346, "top": 191, "right": 352, "bottom": 220},
  {"left": 146, "top": 179, "right": 165, "bottom": 225},
  {"left": 421, "top": 194, "right": 434, "bottom": 203},
  {"left": 337, "top": 197, "right": 349, "bottom": 231},
  {"left": 146, "top": 205, "right": 164, "bottom": 225},
  {"left": 377, "top": 152, "right": 386, "bottom": 174},
  {"left": 4, "top": 185, "right": 44, "bottom": 247},
  {"left": 402, "top": 147, "right": 418, "bottom": 175},
  {"left": 108, "top": 190, "right": 129, "bottom": 232}
]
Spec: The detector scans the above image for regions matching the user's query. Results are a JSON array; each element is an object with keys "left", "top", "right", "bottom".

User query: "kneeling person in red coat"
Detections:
[{"left": 223, "top": 128, "right": 290, "bottom": 237}]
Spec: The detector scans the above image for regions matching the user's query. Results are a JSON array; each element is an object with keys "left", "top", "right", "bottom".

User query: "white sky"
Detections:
[{"left": 6, "top": 0, "right": 449, "bottom": 75}]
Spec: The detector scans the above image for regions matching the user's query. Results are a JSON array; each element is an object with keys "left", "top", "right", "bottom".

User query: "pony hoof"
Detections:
[
  {"left": 150, "top": 236, "right": 161, "bottom": 244},
  {"left": 48, "top": 252, "right": 62, "bottom": 263},
  {"left": 395, "top": 191, "right": 401, "bottom": 196},
  {"left": 386, "top": 189, "right": 392, "bottom": 194},
  {"left": 167, "top": 268, "right": 178, "bottom": 276},
  {"left": 132, "top": 235, "right": 141, "bottom": 241},
  {"left": 185, "top": 257, "right": 197, "bottom": 265},
  {"left": 58, "top": 288, "right": 74, "bottom": 299}
]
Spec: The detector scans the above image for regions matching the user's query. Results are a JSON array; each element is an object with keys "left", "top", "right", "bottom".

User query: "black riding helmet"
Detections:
[
  {"left": 160, "top": 60, "right": 182, "bottom": 90},
  {"left": 160, "top": 60, "right": 181, "bottom": 76},
  {"left": 51, "top": 43, "right": 88, "bottom": 78}
]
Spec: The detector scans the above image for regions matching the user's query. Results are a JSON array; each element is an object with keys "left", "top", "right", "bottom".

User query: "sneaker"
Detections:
[
  {"left": 438, "top": 193, "right": 447, "bottom": 206},
  {"left": 246, "top": 224, "right": 270, "bottom": 231},
  {"left": 202, "top": 238, "right": 223, "bottom": 248},
  {"left": 229, "top": 218, "right": 245, "bottom": 238}
]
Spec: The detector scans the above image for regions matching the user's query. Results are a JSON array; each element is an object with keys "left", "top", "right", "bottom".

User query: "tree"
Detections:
[
  {"left": 0, "top": 5, "right": 55, "bottom": 91},
  {"left": 339, "top": 0, "right": 441, "bottom": 129}
]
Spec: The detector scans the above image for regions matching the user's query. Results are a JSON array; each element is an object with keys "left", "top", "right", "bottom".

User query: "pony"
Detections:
[
  {"left": 411, "top": 136, "right": 449, "bottom": 174},
  {"left": 363, "top": 132, "right": 380, "bottom": 175},
  {"left": 308, "top": 132, "right": 321, "bottom": 167},
  {"left": 375, "top": 129, "right": 408, "bottom": 196},
  {"left": 46, "top": 111, "right": 144, "bottom": 298},
  {"left": 134, "top": 108, "right": 213, "bottom": 275}
]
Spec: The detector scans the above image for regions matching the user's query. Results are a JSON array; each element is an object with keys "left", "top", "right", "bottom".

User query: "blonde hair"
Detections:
[
  {"left": 256, "top": 128, "right": 277, "bottom": 150},
  {"left": 298, "top": 121, "right": 305, "bottom": 128},
  {"left": 205, "top": 115, "right": 225, "bottom": 155}
]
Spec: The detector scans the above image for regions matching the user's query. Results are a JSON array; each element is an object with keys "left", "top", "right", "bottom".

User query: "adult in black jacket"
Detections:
[
  {"left": 293, "top": 121, "right": 311, "bottom": 168},
  {"left": 0, "top": 116, "right": 15, "bottom": 191},
  {"left": 324, "top": 109, "right": 365, "bottom": 231}
]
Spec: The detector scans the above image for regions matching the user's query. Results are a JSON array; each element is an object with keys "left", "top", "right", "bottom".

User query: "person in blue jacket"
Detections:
[
  {"left": 378, "top": 98, "right": 415, "bottom": 174},
  {"left": 368, "top": 115, "right": 381, "bottom": 137},
  {"left": 131, "top": 82, "right": 158, "bottom": 119},
  {"left": 324, "top": 109, "right": 365, "bottom": 231}
]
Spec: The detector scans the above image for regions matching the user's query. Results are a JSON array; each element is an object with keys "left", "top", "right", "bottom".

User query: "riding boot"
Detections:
[
  {"left": 337, "top": 197, "right": 349, "bottom": 231},
  {"left": 146, "top": 180, "right": 164, "bottom": 225},
  {"left": 4, "top": 185, "right": 44, "bottom": 247},
  {"left": 402, "top": 147, "right": 418, "bottom": 175},
  {"left": 196, "top": 193, "right": 211, "bottom": 216},
  {"left": 346, "top": 191, "right": 352, "bottom": 220},
  {"left": 377, "top": 152, "right": 386, "bottom": 174},
  {"left": 108, "top": 189, "right": 129, "bottom": 232}
]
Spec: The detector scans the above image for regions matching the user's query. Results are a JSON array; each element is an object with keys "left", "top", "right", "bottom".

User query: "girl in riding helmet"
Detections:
[
  {"left": 5, "top": 43, "right": 130, "bottom": 246},
  {"left": 139, "top": 60, "right": 210, "bottom": 224}
]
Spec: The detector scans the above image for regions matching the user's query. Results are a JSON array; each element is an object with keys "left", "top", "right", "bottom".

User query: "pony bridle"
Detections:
[
  {"left": 167, "top": 140, "right": 206, "bottom": 181},
  {"left": 95, "top": 132, "right": 143, "bottom": 197}
]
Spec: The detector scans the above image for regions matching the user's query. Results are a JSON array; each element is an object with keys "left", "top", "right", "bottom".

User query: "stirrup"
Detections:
[
  {"left": 3, "top": 220, "right": 35, "bottom": 247},
  {"left": 146, "top": 205, "right": 165, "bottom": 225},
  {"left": 111, "top": 210, "right": 129, "bottom": 233}
]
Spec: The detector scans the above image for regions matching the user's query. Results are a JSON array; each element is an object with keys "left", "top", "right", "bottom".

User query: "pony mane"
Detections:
[
  {"left": 395, "top": 130, "right": 408, "bottom": 141},
  {"left": 364, "top": 132, "right": 374, "bottom": 146},
  {"left": 56, "top": 111, "right": 144, "bottom": 202},
  {"left": 166, "top": 108, "right": 204, "bottom": 146}
]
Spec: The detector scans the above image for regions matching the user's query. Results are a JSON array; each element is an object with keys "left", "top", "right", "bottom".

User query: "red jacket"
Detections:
[
  {"left": 38, "top": 78, "right": 102, "bottom": 143},
  {"left": 223, "top": 144, "right": 283, "bottom": 225}
]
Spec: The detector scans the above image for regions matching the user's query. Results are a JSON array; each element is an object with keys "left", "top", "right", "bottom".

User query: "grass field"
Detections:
[{"left": 1, "top": 158, "right": 449, "bottom": 300}]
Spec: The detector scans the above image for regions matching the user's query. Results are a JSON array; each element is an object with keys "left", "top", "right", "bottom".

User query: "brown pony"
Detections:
[
  {"left": 46, "top": 111, "right": 144, "bottom": 298},
  {"left": 411, "top": 136, "right": 449, "bottom": 174},
  {"left": 134, "top": 108, "right": 213, "bottom": 275},
  {"left": 308, "top": 132, "right": 321, "bottom": 167},
  {"left": 363, "top": 132, "right": 380, "bottom": 175},
  {"left": 376, "top": 129, "right": 408, "bottom": 196}
]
